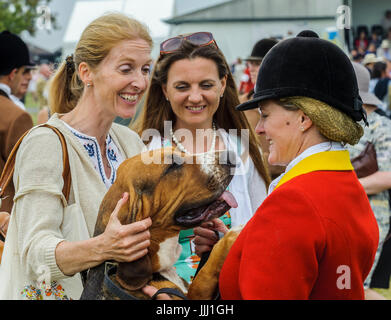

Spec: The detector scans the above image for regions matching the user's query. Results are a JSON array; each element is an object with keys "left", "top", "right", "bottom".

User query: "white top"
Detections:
[{"left": 61, "top": 120, "right": 124, "bottom": 189}]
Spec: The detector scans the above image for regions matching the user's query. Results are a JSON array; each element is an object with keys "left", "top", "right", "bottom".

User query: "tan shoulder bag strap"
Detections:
[{"left": 0, "top": 124, "right": 71, "bottom": 202}]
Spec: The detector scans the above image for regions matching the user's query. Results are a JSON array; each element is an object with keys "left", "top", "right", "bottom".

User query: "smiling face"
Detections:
[
  {"left": 90, "top": 39, "right": 152, "bottom": 119},
  {"left": 255, "top": 99, "right": 307, "bottom": 166},
  {"left": 163, "top": 57, "right": 227, "bottom": 129}
]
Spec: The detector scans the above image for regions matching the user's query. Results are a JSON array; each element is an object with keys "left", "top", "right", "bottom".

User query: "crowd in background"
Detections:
[
  {"left": 349, "top": 10, "right": 391, "bottom": 117},
  {"left": 20, "top": 13, "right": 391, "bottom": 126}
]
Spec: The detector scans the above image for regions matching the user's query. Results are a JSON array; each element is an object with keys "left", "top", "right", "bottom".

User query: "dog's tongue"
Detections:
[{"left": 218, "top": 190, "right": 238, "bottom": 208}]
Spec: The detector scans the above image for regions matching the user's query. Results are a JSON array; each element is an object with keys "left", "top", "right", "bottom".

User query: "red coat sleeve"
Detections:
[{"left": 221, "top": 187, "right": 327, "bottom": 299}]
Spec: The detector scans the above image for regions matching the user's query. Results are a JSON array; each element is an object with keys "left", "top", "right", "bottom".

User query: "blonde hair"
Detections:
[
  {"left": 279, "top": 96, "right": 363, "bottom": 145},
  {"left": 48, "top": 12, "right": 152, "bottom": 114}
]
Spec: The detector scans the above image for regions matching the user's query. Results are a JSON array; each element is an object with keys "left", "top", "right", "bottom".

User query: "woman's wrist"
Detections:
[
  {"left": 55, "top": 235, "right": 109, "bottom": 276},
  {"left": 89, "top": 233, "right": 111, "bottom": 263}
]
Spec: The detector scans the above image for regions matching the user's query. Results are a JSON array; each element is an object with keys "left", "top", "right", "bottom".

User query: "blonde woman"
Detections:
[{"left": 0, "top": 13, "right": 152, "bottom": 300}]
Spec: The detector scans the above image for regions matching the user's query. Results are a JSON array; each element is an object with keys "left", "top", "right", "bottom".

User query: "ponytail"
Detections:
[{"left": 48, "top": 54, "right": 83, "bottom": 114}]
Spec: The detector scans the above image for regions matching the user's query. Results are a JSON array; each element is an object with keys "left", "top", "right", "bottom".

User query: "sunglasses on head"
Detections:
[{"left": 160, "top": 32, "right": 218, "bottom": 54}]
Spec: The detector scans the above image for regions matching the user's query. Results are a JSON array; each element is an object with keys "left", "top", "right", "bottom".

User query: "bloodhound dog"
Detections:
[
  {"left": 81, "top": 147, "right": 237, "bottom": 300},
  {"left": 187, "top": 225, "right": 244, "bottom": 300}
]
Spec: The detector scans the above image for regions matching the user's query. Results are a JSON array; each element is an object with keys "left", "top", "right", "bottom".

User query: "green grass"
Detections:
[
  {"left": 373, "top": 283, "right": 391, "bottom": 299},
  {"left": 24, "top": 92, "right": 39, "bottom": 125}
]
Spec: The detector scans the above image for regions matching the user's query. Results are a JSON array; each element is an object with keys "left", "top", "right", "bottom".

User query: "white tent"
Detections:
[
  {"left": 21, "top": 0, "right": 78, "bottom": 53},
  {"left": 62, "top": 0, "right": 174, "bottom": 59}
]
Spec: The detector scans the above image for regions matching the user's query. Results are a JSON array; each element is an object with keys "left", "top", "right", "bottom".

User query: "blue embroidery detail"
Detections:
[
  {"left": 111, "top": 170, "right": 116, "bottom": 185},
  {"left": 84, "top": 144, "right": 95, "bottom": 157},
  {"left": 71, "top": 131, "right": 106, "bottom": 183},
  {"left": 69, "top": 128, "right": 120, "bottom": 187},
  {"left": 107, "top": 149, "right": 117, "bottom": 161}
]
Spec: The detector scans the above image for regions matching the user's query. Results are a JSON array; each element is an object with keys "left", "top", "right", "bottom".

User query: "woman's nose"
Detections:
[
  {"left": 188, "top": 88, "right": 202, "bottom": 103},
  {"left": 130, "top": 70, "right": 148, "bottom": 93},
  {"left": 255, "top": 119, "right": 265, "bottom": 135}
]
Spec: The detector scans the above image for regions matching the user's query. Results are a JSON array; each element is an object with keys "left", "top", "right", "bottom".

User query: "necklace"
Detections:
[{"left": 170, "top": 123, "right": 217, "bottom": 155}]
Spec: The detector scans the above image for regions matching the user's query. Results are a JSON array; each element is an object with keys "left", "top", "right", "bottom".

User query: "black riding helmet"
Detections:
[
  {"left": 0, "top": 31, "right": 34, "bottom": 75},
  {"left": 236, "top": 30, "right": 367, "bottom": 124},
  {"left": 244, "top": 38, "right": 278, "bottom": 62}
]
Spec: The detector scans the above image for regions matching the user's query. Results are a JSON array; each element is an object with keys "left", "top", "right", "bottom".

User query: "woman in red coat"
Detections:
[
  {"left": 144, "top": 30, "right": 379, "bottom": 300},
  {"left": 196, "top": 31, "right": 379, "bottom": 300}
]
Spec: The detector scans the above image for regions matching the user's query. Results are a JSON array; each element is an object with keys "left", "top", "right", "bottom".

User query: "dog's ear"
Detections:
[
  {"left": 116, "top": 256, "right": 153, "bottom": 291},
  {"left": 116, "top": 186, "right": 139, "bottom": 224},
  {"left": 115, "top": 182, "right": 153, "bottom": 290},
  {"left": 116, "top": 180, "right": 154, "bottom": 224}
]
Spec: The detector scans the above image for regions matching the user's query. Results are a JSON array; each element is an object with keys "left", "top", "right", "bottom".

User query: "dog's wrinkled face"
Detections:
[
  {"left": 92, "top": 147, "right": 237, "bottom": 293},
  {"left": 96, "top": 147, "right": 236, "bottom": 234},
  {"left": 140, "top": 148, "right": 236, "bottom": 229}
]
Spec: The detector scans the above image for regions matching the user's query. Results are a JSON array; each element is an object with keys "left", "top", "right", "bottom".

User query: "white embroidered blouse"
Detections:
[{"left": 61, "top": 121, "right": 124, "bottom": 189}]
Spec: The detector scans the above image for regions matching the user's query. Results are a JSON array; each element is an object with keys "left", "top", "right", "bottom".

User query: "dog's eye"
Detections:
[{"left": 164, "top": 161, "right": 183, "bottom": 175}]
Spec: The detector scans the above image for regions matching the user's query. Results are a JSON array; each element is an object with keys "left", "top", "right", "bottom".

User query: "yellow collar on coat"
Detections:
[{"left": 274, "top": 150, "right": 353, "bottom": 191}]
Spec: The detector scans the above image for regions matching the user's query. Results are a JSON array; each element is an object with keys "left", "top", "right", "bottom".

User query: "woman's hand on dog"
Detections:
[
  {"left": 193, "top": 218, "right": 228, "bottom": 257},
  {"left": 142, "top": 285, "right": 172, "bottom": 300},
  {"left": 55, "top": 193, "right": 152, "bottom": 276},
  {"left": 99, "top": 192, "right": 152, "bottom": 263}
]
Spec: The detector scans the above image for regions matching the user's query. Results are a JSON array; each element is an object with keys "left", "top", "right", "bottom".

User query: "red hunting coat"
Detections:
[{"left": 219, "top": 150, "right": 379, "bottom": 300}]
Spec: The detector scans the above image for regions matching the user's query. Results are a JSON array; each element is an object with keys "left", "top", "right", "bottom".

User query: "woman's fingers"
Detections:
[
  {"left": 115, "top": 247, "right": 149, "bottom": 263},
  {"left": 210, "top": 218, "right": 229, "bottom": 235},
  {"left": 142, "top": 285, "right": 172, "bottom": 300},
  {"left": 110, "top": 219, "right": 152, "bottom": 262},
  {"left": 194, "top": 243, "right": 213, "bottom": 257},
  {"left": 193, "top": 225, "right": 218, "bottom": 256},
  {"left": 193, "top": 226, "right": 219, "bottom": 242},
  {"left": 108, "top": 192, "right": 129, "bottom": 225},
  {"left": 123, "top": 217, "right": 152, "bottom": 235},
  {"left": 102, "top": 192, "right": 152, "bottom": 262},
  {"left": 193, "top": 219, "right": 228, "bottom": 256}
]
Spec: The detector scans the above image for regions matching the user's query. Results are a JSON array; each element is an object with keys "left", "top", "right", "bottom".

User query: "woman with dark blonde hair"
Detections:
[
  {"left": 133, "top": 32, "right": 270, "bottom": 286},
  {"left": 218, "top": 31, "right": 378, "bottom": 300},
  {"left": 0, "top": 13, "right": 153, "bottom": 300}
]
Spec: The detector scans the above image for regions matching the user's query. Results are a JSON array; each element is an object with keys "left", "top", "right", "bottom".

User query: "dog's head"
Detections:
[{"left": 94, "top": 147, "right": 237, "bottom": 291}]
